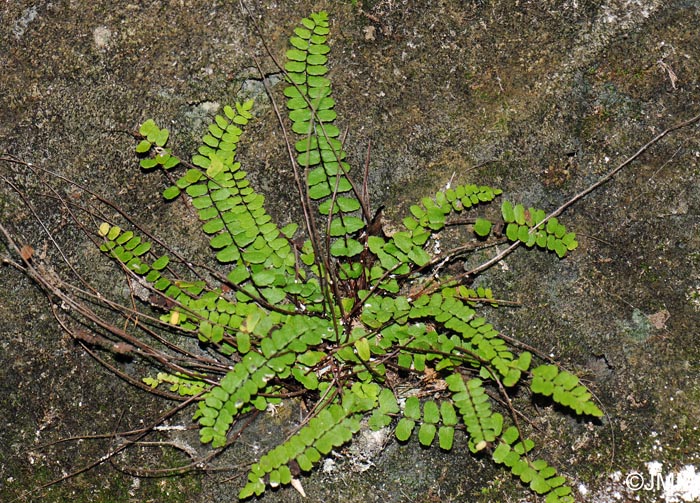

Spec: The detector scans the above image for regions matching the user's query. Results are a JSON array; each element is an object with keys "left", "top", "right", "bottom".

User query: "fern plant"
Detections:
[{"left": 96, "top": 11, "right": 600, "bottom": 501}]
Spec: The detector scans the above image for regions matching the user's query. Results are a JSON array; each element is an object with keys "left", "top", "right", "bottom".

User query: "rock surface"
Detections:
[{"left": 2, "top": 1, "right": 699, "bottom": 502}]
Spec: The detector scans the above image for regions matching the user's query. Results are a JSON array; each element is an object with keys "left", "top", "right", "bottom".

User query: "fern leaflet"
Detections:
[{"left": 445, "top": 374, "right": 504, "bottom": 453}]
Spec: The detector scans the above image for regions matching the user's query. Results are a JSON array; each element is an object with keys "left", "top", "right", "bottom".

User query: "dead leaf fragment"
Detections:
[
  {"left": 20, "top": 244, "right": 34, "bottom": 261},
  {"left": 647, "top": 309, "right": 670, "bottom": 330}
]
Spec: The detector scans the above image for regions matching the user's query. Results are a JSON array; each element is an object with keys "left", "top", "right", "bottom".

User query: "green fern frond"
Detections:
[
  {"left": 136, "top": 119, "right": 180, "bottom": 170},
  {"left": 89, "top": 10, "right": 601, "bottom": 502},
  {"left": 501, "top": 201, "right": 578, "bottom": 257},
  {"left": 531, "top": 364, "right": 603, "bottom": 417},
  {"left": 402, "top": 290, "right": 526, "bottom": 384},
  {"left": 407, "top": 183, "right": 503, "bottom": 232},
  {"left": 193, "top": 351, "right": 273, "bottom": 447},
  {"left": 142, "top": 371, "right": 207, "bottom": 396},
  {"left": 284, "top": 11, "right": 365, "bottom": 260},
  {"left": 445, "top": 374, "right": 504, "bottom": 453},
  {"left": 493, "top": 426, "right": 575, "bottom": 502},
  {"left": 464, "top": 319, "right": 525, "bottom": 386},
  {"left": 365, "top": 184, "right": 502, "bottom": 279},
  {"left": 455, "top": 285, "right": 499, "bottom": 307},
  {"left": 195, "top": 313, "right": 334, "bottom": 447},
  {"left": 179, "top": 102, "right": 297, "bottom": 284},
  {"left": 240, "top": 402, "right": 362, "bottom": 498},
  {"left": 98, "top": 223, "right": 159, "bottom": 276},
  {"left": 240, "top": 384, "right": 379, "bottom": 499},
  {"left": 97, "top": 223, "right": 207, "bottom": 322}
]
